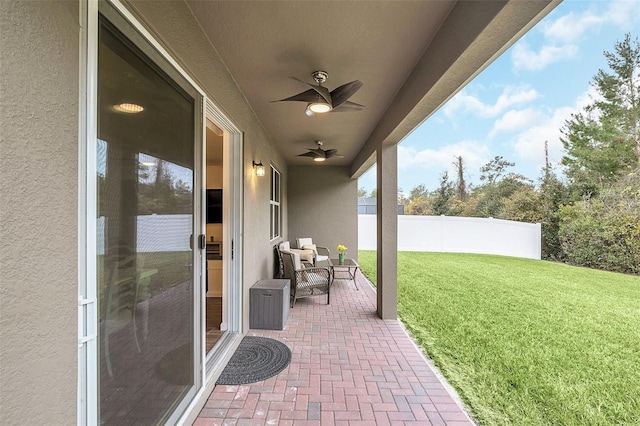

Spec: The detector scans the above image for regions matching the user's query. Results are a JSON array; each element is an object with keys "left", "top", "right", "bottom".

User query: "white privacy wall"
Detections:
[{"left": 359, "top": 215, "right": 541, "bottom": 260}]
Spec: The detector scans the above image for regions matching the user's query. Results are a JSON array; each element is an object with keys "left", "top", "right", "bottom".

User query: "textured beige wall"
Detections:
[
  {"left": 288, "top": 166, "right": 358, "bottom": 260},
  {"left": 0, "top": 1, "right": 80, "bottom": 424}
]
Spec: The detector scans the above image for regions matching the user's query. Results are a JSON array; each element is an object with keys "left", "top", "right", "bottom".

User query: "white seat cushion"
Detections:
[
  {"left": 296, "top": 237, "right": 313, "bottom": 248},
  {"left": 279, "top": 241, "right": 291, "bottom": 251}
]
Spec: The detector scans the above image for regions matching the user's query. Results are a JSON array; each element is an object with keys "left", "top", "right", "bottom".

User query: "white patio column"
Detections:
[{"left": 376, "top": 144, "right": 398, "bottom": 319}]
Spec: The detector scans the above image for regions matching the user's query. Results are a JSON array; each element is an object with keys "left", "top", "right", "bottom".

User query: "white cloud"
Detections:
[
  {"left": 543, "top": 1, "right": 640, "bottom": 43},
  {"left": 542, "top": 11, "right": 602, "bottom": 44},
  {"left": 605, "top": 0, "right": 640, "bottom": 28},
  {"left": 511, "top": 42, "right": 578, "bottom": 71},
  {"left": 512, "top": 86, "right": 597, "bottom": 171},
  {"left": 490, "top": 108, "right": 546, "bottom": 137},
  {"left": 511, "top": 108, "right": 571, "bottom": 171},
  {"left": 444, "top": 85, "right": 539, "bottom": 118},
  {"left": 514, "top": 0, "right": 640, "bottom": 71},
  {"left": 398, "top": 141, "right": 492, "bottom": 183}
]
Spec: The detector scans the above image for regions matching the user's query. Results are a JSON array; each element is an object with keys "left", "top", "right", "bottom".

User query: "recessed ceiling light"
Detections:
[{"left": 113, "top": 103, "right": 144, "bottom": 114}]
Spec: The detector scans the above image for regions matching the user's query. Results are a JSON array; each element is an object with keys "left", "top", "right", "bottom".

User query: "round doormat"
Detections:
[{"left": 216, "top": 336, "right": 292, "bottom": 385}]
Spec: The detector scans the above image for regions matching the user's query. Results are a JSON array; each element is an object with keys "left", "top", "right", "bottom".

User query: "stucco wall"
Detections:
[
  {"left": 287, "top": 166, "right": 358, "bottom": 261},
  {"left": 0, "top": 1, "right": 79, "bottom": 424}
]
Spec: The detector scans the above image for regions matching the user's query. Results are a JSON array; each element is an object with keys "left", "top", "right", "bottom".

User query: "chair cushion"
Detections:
[
  {"left": 290, "top": 248, "right": 314, "bottom": 263},
  {"left": 279, "top": 241, "right": 291, "bottom": 251},
  {"left": 303, "top": 244, "right": 329, "bottom": 263},
  {"left": 302, "top": 243, "right": 317, "bottom": 254},
  {"left": 296, "top": 237, "right": 313, "bottom": 248}
]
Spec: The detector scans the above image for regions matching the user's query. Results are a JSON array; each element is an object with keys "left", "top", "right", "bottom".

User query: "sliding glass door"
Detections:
[{"left": 96, "top": 9, "right": 201, "bottom": 424}]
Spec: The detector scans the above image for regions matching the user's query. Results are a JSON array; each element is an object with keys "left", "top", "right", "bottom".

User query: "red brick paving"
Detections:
[{"left": 194, "top": 271, "right": 475, "bottom": 425}]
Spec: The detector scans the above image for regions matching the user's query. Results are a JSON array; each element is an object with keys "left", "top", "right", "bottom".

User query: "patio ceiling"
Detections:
[{"left": 187, "top": 0, "right": 559, "bottom": 176}]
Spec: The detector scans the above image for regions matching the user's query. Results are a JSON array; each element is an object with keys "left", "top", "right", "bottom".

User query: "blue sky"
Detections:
[{"left": 358, "top": 0, "right": 640, "bottom": 195}]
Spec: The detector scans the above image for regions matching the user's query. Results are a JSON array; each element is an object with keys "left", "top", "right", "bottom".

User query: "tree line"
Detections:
[{"left": 360, "top": 34, "right": 639, "bottom": 274}]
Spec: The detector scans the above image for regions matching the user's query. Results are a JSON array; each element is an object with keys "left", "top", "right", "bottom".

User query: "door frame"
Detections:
[{"left": 200, "top": 100, "right": 244, "bottom": 371}]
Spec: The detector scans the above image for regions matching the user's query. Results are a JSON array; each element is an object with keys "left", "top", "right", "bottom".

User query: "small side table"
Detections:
[{"left": 328, "top": 258, "right": 360, "bottom": 290}]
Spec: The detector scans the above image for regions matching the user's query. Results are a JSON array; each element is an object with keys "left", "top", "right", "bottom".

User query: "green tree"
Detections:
[
  {"left": 408, "top": 184, "right": 428, "bottom": 202},
  {"left": 473, "top": 173, "right": 533, "bottom": 218},
  {"left": 357, "top": 187, "right": 369, "bottom": 197},
  {"left": 538, "top": 171, "right": 571, "bottom": 260},
  {"left": 397, "top": 187, "right": 409, "bottom": 207},
  {"left": 557, "top": 169, "right": 640, "bottom": 274},
  {"left": 502, "top": 187, "right": 542, "bottom": 223},
  {"left": 453, "top": 155, "right": 468, "bottom": 202},
  {"left": 473, "top": 155, "right": 528, "bottom": 218},
  {"left": 480, "top": 156, "right": 515, "bottom": 185},
  {"left": 561, "top": 34, "right": 640, "bottom": 191},
  {"left": 431, "top": 172, "right": 455, "bottom": 215},
  {"left": 405, "top": 184, "right": 430, "bottom": 215}
]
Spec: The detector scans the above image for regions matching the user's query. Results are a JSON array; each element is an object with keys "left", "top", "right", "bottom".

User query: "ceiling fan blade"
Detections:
[
  {"left": 330, "top": 100, "right": 365, "bottom": 112},
  {"left": 273, "top": 88, "right": 318, "bottom": 103},
  {"left": 298, "top": 151, "right": 321, "bottom": 158},
  {"left": 330, "top": 80, "right": 362, "bottom": 108},
  {"left": 290, "top": 77, "right": 332, "bottom": 104},
  {"left": 311, "top": 85, "right": 331, "bottom": 104},
  {"left": 299, "top": 147, "right": 328, "bottom": 158},
  {"left": 325, "top": 150, "right": 344, "bottom": 159}
]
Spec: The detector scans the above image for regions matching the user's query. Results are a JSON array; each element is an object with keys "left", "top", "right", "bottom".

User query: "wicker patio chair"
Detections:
[
  {"left": 295, "top": 237, "right": 330, "bottom": 266},
  {"left": 281, "top": 251, "right": 330, "bottom": 307},
  {"left": 275, "top": 241, "right": 313, "bottom": 278}
]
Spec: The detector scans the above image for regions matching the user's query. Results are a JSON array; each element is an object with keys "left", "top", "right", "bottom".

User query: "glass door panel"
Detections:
[{"left": 97, "top": 15, "right": 197, "bottom": 424}]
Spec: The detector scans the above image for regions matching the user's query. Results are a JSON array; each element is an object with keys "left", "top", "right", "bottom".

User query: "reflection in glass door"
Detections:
[{"left": 96, "top": 14, "right": 200, "bottom": 424}]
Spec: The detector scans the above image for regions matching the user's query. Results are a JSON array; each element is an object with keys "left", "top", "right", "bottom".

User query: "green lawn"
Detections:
[{"left": 358, "top": 251, "right": 640, "bottom": 425}]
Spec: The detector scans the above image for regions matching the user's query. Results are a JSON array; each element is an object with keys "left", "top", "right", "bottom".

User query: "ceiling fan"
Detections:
[
  {"left": 298, "top": 141, "right": 344, "bottom": 162},
  {"left": 274, "top": 70, "right": 364, "bottom": 115}
]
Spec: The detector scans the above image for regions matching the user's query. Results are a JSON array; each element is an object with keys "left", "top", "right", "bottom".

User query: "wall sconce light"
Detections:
[{"left": 253, "top": 161, "right": 265, "bottom": 177}]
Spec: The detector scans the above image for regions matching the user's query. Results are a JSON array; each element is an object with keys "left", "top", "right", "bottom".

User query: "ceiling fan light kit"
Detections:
[
  {"left": 307, "top": 100, "right": 332, "bottom": 114},
  {"left": 298, "top": 141, "right": 344, "bottom": 162},
  {"left": 274, "top": 70, "right": 364, "bottom": 115}
]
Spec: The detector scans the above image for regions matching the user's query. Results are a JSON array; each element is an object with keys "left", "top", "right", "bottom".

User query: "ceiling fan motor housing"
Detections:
[{"left": 312, "top": 70, "right": 328, "bottom": 84}]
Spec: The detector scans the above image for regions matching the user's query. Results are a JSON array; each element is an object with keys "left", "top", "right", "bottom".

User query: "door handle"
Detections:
[{"left": 199, "top": 234, "right": 206, "bottom": 250}]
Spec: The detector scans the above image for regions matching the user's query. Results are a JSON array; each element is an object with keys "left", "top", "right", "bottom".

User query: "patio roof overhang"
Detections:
[{"left": 185, "top": 0, "right": 560, "bottom": 176}]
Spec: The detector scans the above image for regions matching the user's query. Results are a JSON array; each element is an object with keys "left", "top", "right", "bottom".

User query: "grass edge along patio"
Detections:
[{"left": 359, "top": 251, "right": 640, "bottom": 425}]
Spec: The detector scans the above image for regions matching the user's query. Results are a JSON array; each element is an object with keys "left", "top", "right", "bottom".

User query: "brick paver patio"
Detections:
[{"left": 194, "top": 270, "right": 475, "bottom": 425}]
